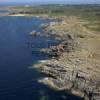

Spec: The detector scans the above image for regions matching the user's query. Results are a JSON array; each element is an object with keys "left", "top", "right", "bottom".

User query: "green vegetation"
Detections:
[
  {"left": 15, "top": 5, "right": 100, "bottom": 19},
  {"left": 13, "top": 4, "right": 100, "bottom": 32}
]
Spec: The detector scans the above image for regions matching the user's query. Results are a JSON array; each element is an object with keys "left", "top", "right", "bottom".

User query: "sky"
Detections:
[{"left": 0, "top": 0, "right": 100, "bottom": 4}]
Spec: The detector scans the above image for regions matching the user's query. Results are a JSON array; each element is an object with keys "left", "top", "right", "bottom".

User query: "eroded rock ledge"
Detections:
[{"left": 33, "top": 17, "right": 100, "bottom": 100}]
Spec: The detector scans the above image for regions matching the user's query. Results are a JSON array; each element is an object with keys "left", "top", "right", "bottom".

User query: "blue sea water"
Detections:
[
  {"left": 0, "top": 10, "right": 8, "bottom": 13},
  {"left": 0, "top": 16, "right": 82, "bottom": 100}
]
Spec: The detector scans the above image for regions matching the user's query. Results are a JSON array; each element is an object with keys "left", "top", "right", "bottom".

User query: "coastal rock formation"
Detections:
[
  {"left": 29, "top": 30, "right": 41, "bottom": 37},
  {"left": 34, "top": 52, "right": 100, "bottom": 100},
  {"left": 40, "top": 34, "right": 77, "bottom": 59},
  {"left": 35, "top": 53, "right": 100, "bottom": 100},
  {"left": 33, "top": 17, "right": 100, "bottom": 100}
]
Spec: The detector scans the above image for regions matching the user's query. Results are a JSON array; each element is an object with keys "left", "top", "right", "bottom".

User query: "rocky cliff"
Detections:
[{"left": 33, "top": 17, "right": 100, "bottom": 100}]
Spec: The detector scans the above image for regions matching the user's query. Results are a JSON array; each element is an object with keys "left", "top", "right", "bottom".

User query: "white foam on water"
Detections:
[{"left": 38, "top": 60, "right": 49, "bottom": 63}]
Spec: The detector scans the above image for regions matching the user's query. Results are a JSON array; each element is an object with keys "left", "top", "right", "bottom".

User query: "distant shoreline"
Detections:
[{"left": 8, "top": 14, "right": 28, "bottom": 16}]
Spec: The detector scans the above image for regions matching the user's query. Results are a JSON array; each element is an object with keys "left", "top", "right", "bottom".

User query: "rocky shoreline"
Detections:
[{"left": 33, "top": 17, "right": 100, "bottom": 100}]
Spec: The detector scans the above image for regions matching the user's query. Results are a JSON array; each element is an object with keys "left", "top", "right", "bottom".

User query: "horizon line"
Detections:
[{"left": 0, "top": 2, "right": 100, "bottom": 4}]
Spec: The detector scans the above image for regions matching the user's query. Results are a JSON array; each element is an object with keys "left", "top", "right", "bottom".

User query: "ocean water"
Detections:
[
  {"left": 0, "top": 16, "right": 82, "bottom": 100},
  {"left": 0, "top": 10, "right": 8, "bottom": 13}
]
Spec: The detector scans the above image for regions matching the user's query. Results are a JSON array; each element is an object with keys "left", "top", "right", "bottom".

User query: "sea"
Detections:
[{"left": 0, "top": 11, "right": 83, "bottom": 100}]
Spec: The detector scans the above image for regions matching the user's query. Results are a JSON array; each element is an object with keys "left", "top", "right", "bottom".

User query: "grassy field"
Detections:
[
  {"left": 11, "top": 4, "right": 100, "bottom": 32},
  {"left": 12, "top": 5, "right": 100, "bottom": 18}
]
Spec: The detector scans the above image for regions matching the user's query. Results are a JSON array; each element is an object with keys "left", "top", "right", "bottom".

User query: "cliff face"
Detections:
[{"left": 33, "top": 17, "right": 100, "bottom": 100}]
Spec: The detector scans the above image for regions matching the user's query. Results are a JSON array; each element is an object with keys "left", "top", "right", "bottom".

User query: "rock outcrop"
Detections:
[
  {"left": 33, "top": 18, "right": 100, "bottom": 100},
  {"left": 34, "top": 52, "right": 100, "bottom": 100},
  {"left": 40, "top": 34, "right": 77, "bottom": 59}
]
